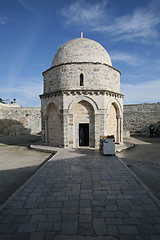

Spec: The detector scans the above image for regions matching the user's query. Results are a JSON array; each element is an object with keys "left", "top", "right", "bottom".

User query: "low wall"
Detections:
[
  {"left": 0, "top": 104, "right": 41, "bottom": 136},
  {"left": 123, "top": 103, "right": 160, "bottom": 136}
]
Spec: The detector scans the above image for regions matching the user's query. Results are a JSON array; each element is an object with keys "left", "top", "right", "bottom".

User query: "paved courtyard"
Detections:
[
  {"left": 117, "top": 136, "right": 160, "bottom": 200},
  {"left": 0, "top": 148, "right": 160, "bottom": 240}
]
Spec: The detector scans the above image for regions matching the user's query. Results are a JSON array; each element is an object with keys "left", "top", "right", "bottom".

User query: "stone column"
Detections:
[
  {"left": 120, "top": 115, "right": 123, "bottom": 143},
  {"left": 43, "top": 115, "right": 48, "bottom": 144},
  {"left": 105, "top": 113, "right": 109, "bottom": 136},
  {"left": 117, "top": 115, "right": 120, "bottom": 144},
  {"left": 63, "top": 111, "right": 71, "bottom": 148},
  {"left": 68, "top": 113, "right": 74, "bottom": 148},
  {"left": 95, "top": 113, "right": 105, "bottom": 149},
  {"left": 58, "top": 110, "right": 64, "bottom": 147}
]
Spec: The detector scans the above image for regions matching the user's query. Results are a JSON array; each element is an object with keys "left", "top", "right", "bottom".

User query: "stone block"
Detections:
[{"left": 61, "top": 221, "right": 78, "bottom": 235}]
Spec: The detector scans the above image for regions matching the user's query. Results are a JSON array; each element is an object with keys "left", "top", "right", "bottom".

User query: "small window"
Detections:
[{"left": 80, "top": 73, "right": 84, "bottom": 86}]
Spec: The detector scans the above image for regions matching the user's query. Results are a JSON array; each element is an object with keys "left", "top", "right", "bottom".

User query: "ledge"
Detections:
[
  {"left": 42, "top": 61, "right": 121, "bottom": 75},
  {"left": 40, "top": 89, "right": 124, "bottom": 99}
]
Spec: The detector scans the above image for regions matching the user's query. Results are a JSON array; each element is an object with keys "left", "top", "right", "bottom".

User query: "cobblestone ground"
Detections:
[{"left": 0, "top": 149, "right": 160, "bottom": 240}]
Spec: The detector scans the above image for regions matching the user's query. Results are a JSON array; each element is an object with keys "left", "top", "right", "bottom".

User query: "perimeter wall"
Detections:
[
  {"left": 123, "top": 102, "right": 160, "bottom": 136},
  {"left": 0, "top": 104, "right": 41, "bottom": 136},
  {"left": 0, "top": 102, "right": 159, "bottom": 137}
]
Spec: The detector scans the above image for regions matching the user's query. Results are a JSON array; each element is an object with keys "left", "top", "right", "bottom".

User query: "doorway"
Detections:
[{"left": 79, "top": 123, "right": 89, "bottom": 146}]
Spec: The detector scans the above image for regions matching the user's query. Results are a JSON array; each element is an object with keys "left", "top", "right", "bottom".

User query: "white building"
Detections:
[{"left": 40, "top": 36, "right": 124, "bottom": 148}]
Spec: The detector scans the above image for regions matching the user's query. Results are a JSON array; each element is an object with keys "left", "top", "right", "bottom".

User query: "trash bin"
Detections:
[{"left": 100, "top": 135, "right": 115, "bottom": 155}]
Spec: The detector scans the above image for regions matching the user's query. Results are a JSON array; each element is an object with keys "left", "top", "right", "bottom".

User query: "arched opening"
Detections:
[
  {"left": 80, "top": 73, "right": 84, "bottom": 86},
  {"left": 73, "top": 100, "right": 95, "bottom": 147},
  {"left": 47, "top": 103, "right": 61, "bottom": 146},
  {"left": 106, "top": 103, "right": 119, "bottom": 143}
]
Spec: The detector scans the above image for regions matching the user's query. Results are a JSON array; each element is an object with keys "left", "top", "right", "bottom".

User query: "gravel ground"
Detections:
[
  {"left": 117, "top": 136, "right": 160, "bottom": 200},
  {"left": 0, "top": 134, "right": 50, "bottom": 205}
]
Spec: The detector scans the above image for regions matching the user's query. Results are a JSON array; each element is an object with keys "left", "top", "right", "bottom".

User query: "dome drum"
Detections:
[{"left": 43, "top": 62, "right": 120, "bottom": 94}]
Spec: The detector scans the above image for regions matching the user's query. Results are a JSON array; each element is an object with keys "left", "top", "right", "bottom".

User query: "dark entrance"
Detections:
[{"left": 79, "top": 123, "right": 89, "bottom": 146}]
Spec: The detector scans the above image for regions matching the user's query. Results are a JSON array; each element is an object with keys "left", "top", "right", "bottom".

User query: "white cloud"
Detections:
[
  {"left": 60, "top": 1, "right": 160, "bottom": 42},
  {"left": 0, "top": 79, "right": 42, "bottom": 107},
  {"left": 110, "top": 52, "right": 143, "bottom": 66},
  {"left": 60, "top": 1, "right": 107, "bottom": 29},
  {"left": 121, "top": 79, "right": 160, "bottom": 104},
  {"left": 108, "top": 8, "right": 160, "bottom": 41},
  {"left": 17, "top": 0, "right": 38, "bottom": 16},
  {"left": 0, "top": 14, "right": 7, "bottom": 24}
]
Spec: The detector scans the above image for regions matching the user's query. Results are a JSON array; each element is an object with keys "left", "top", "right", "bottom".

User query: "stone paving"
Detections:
[{"left": 0, "top": 148, "right": 160, "bottom": 240}]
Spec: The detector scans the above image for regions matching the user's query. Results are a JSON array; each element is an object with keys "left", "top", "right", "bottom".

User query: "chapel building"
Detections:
[{"left": 40, "top": 36, "right": 124, "bottom": 148}]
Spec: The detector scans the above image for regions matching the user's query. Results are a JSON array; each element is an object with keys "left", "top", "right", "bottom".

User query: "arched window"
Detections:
[{"left": 80, "top": 73, "right": 84, "bottom": 86}]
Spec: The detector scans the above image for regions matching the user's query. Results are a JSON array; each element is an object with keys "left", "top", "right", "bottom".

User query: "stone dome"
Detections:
[{"left": 51, "top": 38, "right": 112, "bottom": 67}]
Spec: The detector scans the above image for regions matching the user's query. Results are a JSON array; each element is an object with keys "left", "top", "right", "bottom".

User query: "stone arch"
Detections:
[
  {"left": 46, "top": 102, "right": 61, "bottom": 146},
  {"left": 72, "top": 100, "right": 95, "bottom": 147},
  {"left": 68, "top": 96, "right": 99, "bottom": 114},
  {"left": 44, "top": 99, "right": 60, "bottom": 116},
  {"left": 106, "top": 100, "right": 122, "bottom": 143},
  {"left": 106, "top": 99, "right": 122, "bottom": 116}
]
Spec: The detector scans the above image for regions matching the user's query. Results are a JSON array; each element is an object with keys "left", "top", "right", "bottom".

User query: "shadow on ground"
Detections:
[
  {"left": 0, "top": 133, "right": 41, "bottom": 148},
  {"left": 117, "top": 136, "right": 160, "bottom": 199},
  {"left": 0, "top": 165, "right": 40, "bottom": 204},
  {"left": 0, "top": 134, "right": 52, "bottom": 205}
]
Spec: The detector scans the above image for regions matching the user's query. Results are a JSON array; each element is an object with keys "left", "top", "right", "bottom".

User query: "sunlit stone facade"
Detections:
[{"left": 40, "top": 37, "right": 124, "bottom": 148}]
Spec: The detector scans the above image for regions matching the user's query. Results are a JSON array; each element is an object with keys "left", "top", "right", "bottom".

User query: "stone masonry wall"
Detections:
[
  {"left": 1, "top": 102, "right": 159, "bottom": 138},
  {"left": 0, "top": 104, "right": 41, "bottom": 136},
  {"left": 123, "top": 102, "right": 160, "bottom": 135},
  {"left": 43, "top": 63, "right": 120, "bottom": 94},
  {"left": 47, "top": 103, "right": 61, "bottom": 146}
]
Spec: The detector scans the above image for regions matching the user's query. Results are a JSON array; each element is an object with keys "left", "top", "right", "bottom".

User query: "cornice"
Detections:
[
  {"left": 42, "top": 62, "right": 121, "bottom": 75},
  {"left": 40, "top": 90, "right": 124, "bottom": 99}
]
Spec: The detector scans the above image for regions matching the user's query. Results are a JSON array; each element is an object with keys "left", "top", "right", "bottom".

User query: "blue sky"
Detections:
[{"left": 0, "top": 0, "right": 160, "bottom": 107}]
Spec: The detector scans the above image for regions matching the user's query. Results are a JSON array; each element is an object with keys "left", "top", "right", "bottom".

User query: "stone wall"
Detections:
[
  {"left": 123, "top": 103, "right": 160, "bottom": 136},
  {"left": 0, "top": 104, "right": 41, "bottom": 136},
  {"left": 43, "top": 63, "right": 120, "bottom": 94},
  {"left": 2, "top": 102, "right": 159, "bottom": 139},
  {"left": 47, "top": 103, "right": 61, "bottom": 146}
]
